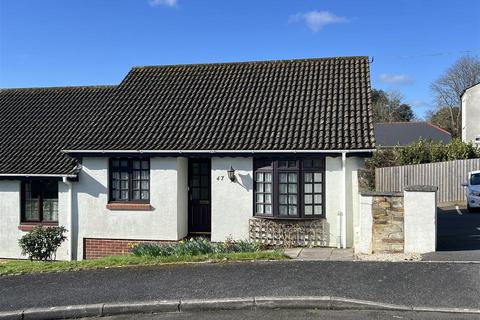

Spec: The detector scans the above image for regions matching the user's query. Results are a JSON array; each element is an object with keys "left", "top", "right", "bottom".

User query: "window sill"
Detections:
[
  {"left": 106, "top": 203, "right": 153, "bottom": 211},
  {"left": 18, "top": 223, "right": 58, "bottom": 232}
]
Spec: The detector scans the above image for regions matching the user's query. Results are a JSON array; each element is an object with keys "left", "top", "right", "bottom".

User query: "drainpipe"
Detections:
[
  {"left": 341, "top": 152, "right": 347, "bottom": 249},
  {"left": 62, "top": 177, "right": 73, "bottom": 261}
]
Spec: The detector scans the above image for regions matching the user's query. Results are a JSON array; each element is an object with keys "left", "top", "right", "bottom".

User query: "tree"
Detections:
[
  {"left": 426, "top": 106, "right": 460, "bottom": 137},
  {"left": 431, "top": 55, "right": 480, "bottom": 137},
  {"left": 371, "top": 89, "right": 415, "bottom": 122}
]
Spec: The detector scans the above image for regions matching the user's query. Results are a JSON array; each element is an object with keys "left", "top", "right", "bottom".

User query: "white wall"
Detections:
[
  {"left": 176, "top": 158, "right": 188, "bottom": 240},
  {"left": 211, "top": 157, "right": 253, "bottom": 242},
  {"left": 325, "top": 156, "right": 364, "bottom": 248},
  {"left": 462, "top": 84, "right": 480, "bottom": 144},
  {"left": 0, "top": 180, "right": 70, "bottom": 260},
  {"left": 356, "top": 195, "right": 373, "bottom": 254},
  {"left": 75, "top": 157, "right": 187, "bottom": 259},
  {"left": 404, "top": 189, "right": 437, "bottom": 253}
]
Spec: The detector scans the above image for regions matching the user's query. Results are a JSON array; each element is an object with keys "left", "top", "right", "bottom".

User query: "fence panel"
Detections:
[{"left": 375, "top": 158, "right": 480, "bottom": 203}]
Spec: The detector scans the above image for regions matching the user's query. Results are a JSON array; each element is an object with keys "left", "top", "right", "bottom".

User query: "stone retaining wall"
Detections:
[
  {"left": 249, "top": 218, "right": 328, "bottom": 247},
  {"left": 371, "top": 195, "right": 404, "bottom": 253}
]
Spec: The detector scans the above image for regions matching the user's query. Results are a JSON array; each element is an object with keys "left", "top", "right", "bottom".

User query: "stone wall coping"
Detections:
[
  {"left": 403, "top": 185, "right": 438, "bottom": 192},
  {"left": 360, "top": 191, "right": 403, "bottom": 197}
]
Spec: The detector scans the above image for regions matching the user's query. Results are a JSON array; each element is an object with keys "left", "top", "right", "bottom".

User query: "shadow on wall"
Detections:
[{"left": 237, "top": 173, "right": 253, "bottom": 191}]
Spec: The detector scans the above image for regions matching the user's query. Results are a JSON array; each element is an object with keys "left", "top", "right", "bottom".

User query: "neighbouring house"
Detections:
[
  {"left": 374, "top": 122, "right": 451, "bottom": 148},
  {"left": 0, "top": 56, "right": 375, "bottom": 260},
  {"left": 461, "top": 82, "right": 480, "bottom": 145}
]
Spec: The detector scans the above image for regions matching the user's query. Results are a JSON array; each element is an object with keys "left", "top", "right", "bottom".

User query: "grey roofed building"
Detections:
[{"left": 374, "top": 122, "right": 452, "bottom": 148}]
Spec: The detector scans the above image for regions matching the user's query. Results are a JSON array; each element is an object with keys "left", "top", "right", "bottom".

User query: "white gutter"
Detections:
[
  {"left": 341, "top": 152, "right": 347, "bottom": 249},
  {"left": 62, "top": 177, "right": 74, "bottom": 261},
  {"left": 0, "top": 173, "right": 77, "bottom": 178},
  {"left": 62, "top": 149, "right": 375, "bottom": 154}
]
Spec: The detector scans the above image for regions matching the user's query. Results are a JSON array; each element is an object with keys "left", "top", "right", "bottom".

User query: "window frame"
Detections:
[
  {"left": 20, "top": 179, "right": 59, "bottom": 224},
  {"left": 109, "top": 157, "right": 150, "bottom": 203},
  {"left": 253, "top": 158, "right": 325, "bottom": 219}
]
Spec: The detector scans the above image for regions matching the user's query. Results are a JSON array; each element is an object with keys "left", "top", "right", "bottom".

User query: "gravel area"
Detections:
[{"left": 356, "top": 253, "right": 421, "bottom": 262}]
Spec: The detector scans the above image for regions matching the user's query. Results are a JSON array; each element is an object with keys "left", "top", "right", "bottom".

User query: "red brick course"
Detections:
[{"left": 83, "top": 238, "right": 175, "bottom": 260}]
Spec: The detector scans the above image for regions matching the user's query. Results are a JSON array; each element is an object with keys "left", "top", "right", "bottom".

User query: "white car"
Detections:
[{"left": 464, "top": 170, "right": 480, "bottom": 212}]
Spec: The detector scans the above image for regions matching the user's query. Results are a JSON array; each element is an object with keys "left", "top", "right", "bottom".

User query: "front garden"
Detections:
[{"left": 0, "top": 227, "right": 286, "bottom": 276}]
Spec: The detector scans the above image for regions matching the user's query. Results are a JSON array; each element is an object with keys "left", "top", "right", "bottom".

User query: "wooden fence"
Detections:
[{"left": 375, "top": 158, "right": 480, "bottom": 203}]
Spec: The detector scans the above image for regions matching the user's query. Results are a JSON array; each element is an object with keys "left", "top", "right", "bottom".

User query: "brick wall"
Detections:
[{"left": 83, "top": 238, "right": 174, "bottom": 260}]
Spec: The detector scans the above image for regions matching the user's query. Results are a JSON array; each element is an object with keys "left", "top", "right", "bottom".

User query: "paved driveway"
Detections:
[{"left": 423, "top": 206, "right": 480, "bottom": 261}]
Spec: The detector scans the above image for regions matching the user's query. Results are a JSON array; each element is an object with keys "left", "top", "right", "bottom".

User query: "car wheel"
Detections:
[{"left": 467, "top": 204, "right": 472, "bottom": 213}]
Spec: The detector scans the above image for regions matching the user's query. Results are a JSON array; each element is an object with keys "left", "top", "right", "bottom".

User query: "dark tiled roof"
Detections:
[
  {"left": 1, "top": 56, "right": 375, "bottom": 175},
  {"left": 70, "top": 56, "right": 375, "bottom": 151},
  {"left": 374, "top": 122, "right": 452, "bottom": 147},
  {"left": 0, "top": 86, "right": 115, "bottom": 175}
]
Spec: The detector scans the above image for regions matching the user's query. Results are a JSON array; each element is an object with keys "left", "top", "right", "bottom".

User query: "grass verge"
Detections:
[{"left": 0, "top": 250, "right": 287, "bottom": 276}]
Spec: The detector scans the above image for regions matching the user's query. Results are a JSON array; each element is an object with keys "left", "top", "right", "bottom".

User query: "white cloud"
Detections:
[
  {"left": 289, "top": 11, "right": 349, "bottom": 32},
  {"left": 379, "top": 73, "right": 414, "bottom": 85},
  {"left": 148, "top": 0, "right": 178, "bottom": 8}
]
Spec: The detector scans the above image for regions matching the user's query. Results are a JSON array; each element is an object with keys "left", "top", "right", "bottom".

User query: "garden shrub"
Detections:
[
  {"left": 18, "top": 226, "right": 67, "bottom": 261},
  {"left": 131, "top": 237, "right": 260, "bottom": 258}
]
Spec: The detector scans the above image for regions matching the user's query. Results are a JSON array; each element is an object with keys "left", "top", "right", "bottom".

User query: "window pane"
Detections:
[
  {"left": 120, "top": 181, "right": 128, "bottom": 189},
  {"left": 141, "top": 191, "right": 149, "bottom": 200},
  {"left": 264, "top": 183, "right": 272, "bottom": 193},
  {"left": 279, "top": 205, "right": 288, "bottom": 216},
  {"left": 256, "top": 204, "right": 264, "bottom": 214},
  {"left": 133, "top": 181, "right": 140, "bottom": 189},
  {"left": 265, "top": 205, "right": 272, "bottom": 215},
  {"left": 43, "top": 199, "right": 58, "bottom": 221},
  {"left": 313, "top": 159, "right": 323, "bottom": 168},
  {"left": 278, "top": 160, "right": 287, "bottom": 168},
  {"left": 304, "top": 184, "right": 312, "bottom": 193},
  {"left": 288, "top": 173, "right": 297, "bottom": 182},
  {"left": 120, "top": 160, "right": 128, "bottom": 167},
  {"left": 192, "top": 188, "right": 200, "bottom": 199},
  {"left": 113, "top": 172, "right": 120, "bottom": 179},
  {"left": 304, "top": 160, "right": 313, "bottom": 168},
  {"left": 304, "top": 194, "right": 312, "bottom": 204},
  {"left": 264, "top": 173, "right": 272, "bottom": 182},
  {"left": 256, "top": 194, "right": 264, "bottom": 203},
  {"left": 25, "top": 200, "right": 39, "bottom": 221},
  {"left": 133, "top": 171, "right": 140, "bottom": 179},
  {"left": 314, "top": 172, "right": 322, "bottom": 182},
  {"left": 141, "top": 160, "right": 149, "bottom": 169},
  {"left": 121, "top": 172, "right": 128, "bottom": 179},
  {"left": 257, "top": 183, "right": 264, "bottom": 192},
  {"left": 256, "top": 172, "right": 264, "bottom": 182},
  {"left": 112, "top": 160, "right": 120, "bottom": 167},
  {"left": 192, "top": 178, "right": 200, "bottom": 187},
  {"left": 288, "top": 184, "right": 297, "bottom": 193},
  {"left": 264, "top": 194, "right": 272, "bottom": 204},
  {"left": 279, "top": 173, "right": 287, "bottom": 182},
  {"left": 288, "top": 160, "right": 296, "bottom": 168},
  {"left": 305, "top": 205, "right": 313, "bottom": 215},
  {"left": 314, "top": 183, "right": 322, "bottom": 193},
  {"left": 314, "top": 205, "right": 322, "bottom": 215},
  {"left": 133, "top": 161, "right": 141, "bottom": 170},
  {"left": 112, "top": 190, "right": 119, "bottom": 200},
  {"left": 201, "top": 189, "right": 208, "bottom": 199},
  {"left": 121, "top": 191, "right": 128, "bottom": 200},
  {"left": 133, "top": 191, "right": 140, "bottom": 200},
  {"left": 304, "top": 173, "right": 313, "bottom": 182},
  {"left": 141, "top": 181, "right": 149, "bottom": 190},
  {"left": 314, "top": 194, "right": 323, "bottom": 204},
  {"left": 279, "top": 195, "right": 288, "bottom": 204},
  {"left": 288, "top": 195, "right": 297, "bottom": 204},
  {"left": 200, "top": 163, "right": 209, "bottom": 174},
  {"left": 192, "top": 164, "right": 200, "bottom": 174},
  {"left": 289, "top": 205, "right": 297, "bottom": 215},
  {"left": 141, "top": 170, "right": 149, "bottom": 179},
  {"left": 279, "top": 183, "right": 287, "bottom": 193}
]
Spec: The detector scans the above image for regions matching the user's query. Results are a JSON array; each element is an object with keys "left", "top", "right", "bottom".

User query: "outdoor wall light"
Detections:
[{"left": 227, "top": 166, "right": 236, "bottom": 182}]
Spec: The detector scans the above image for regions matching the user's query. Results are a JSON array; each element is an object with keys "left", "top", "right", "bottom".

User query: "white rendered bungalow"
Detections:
[{"left": 0, "top": 56, "right": 375, "bottom": 260}]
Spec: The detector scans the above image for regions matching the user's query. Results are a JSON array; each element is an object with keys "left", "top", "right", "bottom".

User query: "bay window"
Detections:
[{"left": 254, "top": 158, "right": 325, "bottom": 218}]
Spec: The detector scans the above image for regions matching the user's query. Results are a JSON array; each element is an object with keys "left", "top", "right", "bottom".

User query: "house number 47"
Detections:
[{"left": 217, "top": 176, "right": 225, "bottom": 181}]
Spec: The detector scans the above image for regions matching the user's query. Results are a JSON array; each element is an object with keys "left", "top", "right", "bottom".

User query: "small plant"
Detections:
[
  {"left": 18, "top": 226, "right": 67, "bottom": 261},
  {"left": 131, "top": 237, "right": 261, "bottom": 258}
]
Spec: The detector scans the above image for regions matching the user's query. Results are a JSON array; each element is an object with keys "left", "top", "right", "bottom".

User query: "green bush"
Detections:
[
  {"left": 18, "top": 226, "right": 67, "bottom": 261},
  {"left": 131, "top": 237, "right": 261, "bottom": 258}
]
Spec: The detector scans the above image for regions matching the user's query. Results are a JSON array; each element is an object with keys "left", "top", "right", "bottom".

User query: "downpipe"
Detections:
[{"left": 62, "top": 177, "right": 73, "bottom": 261}]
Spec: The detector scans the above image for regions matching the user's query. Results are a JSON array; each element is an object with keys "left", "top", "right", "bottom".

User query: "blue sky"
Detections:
[{"left": 1, "top": 0, "right": 479, "bottom": 118}]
